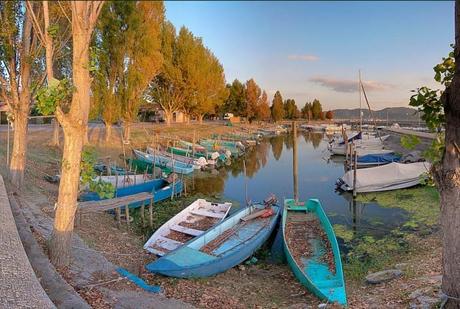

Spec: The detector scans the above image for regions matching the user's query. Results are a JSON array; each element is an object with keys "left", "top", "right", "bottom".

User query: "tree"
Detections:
[
  {"left": 0, "top": 2, "right": 42, "bottom": 187},
  {"left": 410, "top": 38, "right": 460, "bottom": 305},
  {"left": 176, "top": 27, "right": 227, "bottom": 123},
  {"left": 325, "top": 110, "right": 334, "bottom": 120},
  {"left": 258, "top": 90, "right": 271, "bottom": 121},
  {"left": 245, "top": 78, "right": 261, "bottom": 122},
  {"left": 222, "top": 79, "right": 245, "bottom": 116},
  {"left": 48, "top": 1, "right": 105, "bottom": 267},
  {"left": 284, "top": 99, "right": 298, "bottom": 119},
  {"left": 271, "top": 90, "right": 284, "bottom": 122},
  {"left": 147, "top": 21, "right": 185, "bottom": 125},
  {"left": 311, "top": 99, "right": 322, "bottom": 120},
  {"left": 118, "top": 1, "right": 164, "bottom": 141},
  {"left": 301, "top": 102, "right": 312, "bottom": 121}
]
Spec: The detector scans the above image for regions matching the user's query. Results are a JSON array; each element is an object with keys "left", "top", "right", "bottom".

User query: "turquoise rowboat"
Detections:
[{"left": 283, "top": 199, "right": 347, "bottom": 306}]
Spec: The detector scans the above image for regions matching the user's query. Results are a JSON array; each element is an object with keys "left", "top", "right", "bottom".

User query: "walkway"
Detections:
[{"left": 0, "top": 175, "right": 55, "bottom": 308}]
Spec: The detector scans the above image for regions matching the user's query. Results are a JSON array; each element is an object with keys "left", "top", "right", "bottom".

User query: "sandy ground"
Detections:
[{"left": 0, "top": 123, "right": 443, "bottom": 308}]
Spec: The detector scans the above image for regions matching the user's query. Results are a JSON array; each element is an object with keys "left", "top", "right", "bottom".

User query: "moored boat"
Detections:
[
  {"left": 80, "top": 177, "right": 183, "bottom": 208},
  {"left": 146, "top": 199, "right": 280, "bottom": 278},
  {"left": 133, "top": 149, "right": 194, "bottom": 175},
  {"left": 357, "top": 153, "right": 401, "bottom": 168},
  {"left": 283, "top": 198, "right": 347, "bottom": 306},
  {"left": 144, "top": 199, "right": 232, "bottom": 256},
  {"left": 146, "top": 147, "right": 208, "bottom": 170}
]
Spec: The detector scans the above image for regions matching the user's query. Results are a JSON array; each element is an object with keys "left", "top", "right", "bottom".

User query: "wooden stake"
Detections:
[
  {"left": 125, "top": 205, "right": 130, "bottom": 227},
  {"left": 149, "top": 197, "right": 154, "bottom": 228},
  {"left": 141, "top": 200, "right": 145, "bottom": 227},
  {"left": 116, "top": 207, "right": 121, "bottom": 229}
]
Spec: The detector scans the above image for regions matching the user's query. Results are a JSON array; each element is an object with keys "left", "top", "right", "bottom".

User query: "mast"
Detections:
[{"left": 358, "top": 70, "right": 362, "bottom": 132}]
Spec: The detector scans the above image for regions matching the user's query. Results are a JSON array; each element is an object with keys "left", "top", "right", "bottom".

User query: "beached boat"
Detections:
[
  {"left": 146, "top": 201, "right": 281, "bottom": 278},
  {"left": 199, "top": 141, "right": 242, "bottom": 158},
  {"left": 144, "top": 199, "right": 232, "bottom": 256},
  {"left": 178, "top": 140, "right": 207, "bottom": 153},
  {"left": 282, "top": 199, "right": 347, "bottom": 306},
  {"left": 337, "top": 161, "right": 431, "bottom": 193},
  {"left": 357, "top": 153, "right": 401, "bottom": 168},
  {"left": 133, "top": 149, "right": 194, "bottom": 175},
  {"left": 80, "top": 178, "right": 183, "bottom": 208},
  {"left": 93, "top": 174, "right": 153, "bottom": 188},
  {"left": 126, "top": 158, "right": 171, "bottom": 175},
  {"left": 146, "top": 147, "right": 207, "bottom": 170}
]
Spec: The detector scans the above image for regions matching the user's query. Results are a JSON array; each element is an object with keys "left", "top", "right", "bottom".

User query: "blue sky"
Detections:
[{"left": 165, "top": 1, "right": 454, "bottom": 110}]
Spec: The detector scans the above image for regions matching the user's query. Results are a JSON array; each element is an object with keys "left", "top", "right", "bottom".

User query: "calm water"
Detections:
[{"left": 191, "top": 132, "right": 409, "bottom": 239}]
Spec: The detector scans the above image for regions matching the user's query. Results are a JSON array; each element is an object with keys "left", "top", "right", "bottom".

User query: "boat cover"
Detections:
[
  {"left": 357, "top": 153, "right": 401, "bottom": 164},
  {"left": 338, "top": 162, "right": 431, "bottom": 193}
]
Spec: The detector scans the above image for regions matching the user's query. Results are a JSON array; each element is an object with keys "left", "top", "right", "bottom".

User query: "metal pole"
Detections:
[{"left": 359, "top": 70, "right": 362, "bottom": 132}]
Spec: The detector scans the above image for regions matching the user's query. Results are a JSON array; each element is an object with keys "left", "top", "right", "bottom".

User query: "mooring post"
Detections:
[
  {"left": 149, "top": 197, "right": 154, "bottom": 229},
  {"left": 116, "top": 207, "right": 121, "bottom": 229},
  {"left": 125, "top": 204, "right": 130, "bottom": 227},
  {"left": 141, "top": 200, "right": 145, "bottom": 227},
  {"left": 353, "top": 149, "right": 357, "bottom": 198}
]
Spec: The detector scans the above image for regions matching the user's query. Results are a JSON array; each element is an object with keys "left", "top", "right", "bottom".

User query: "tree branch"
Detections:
[{"left": 25, "top": 1, "right": 46, "bottom": 45}]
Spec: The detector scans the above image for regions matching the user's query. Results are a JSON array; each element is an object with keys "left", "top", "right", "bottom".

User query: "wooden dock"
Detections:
[{"left": 384, "top": 128, "right": 436, "bottom": 140}]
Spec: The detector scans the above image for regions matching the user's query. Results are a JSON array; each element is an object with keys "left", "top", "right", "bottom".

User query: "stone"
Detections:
[
  {"left": 365, "top": 269, "right": 403, "bottom": 284},
  {"left": 318, "top": 304, "right": 327, "bottom": 309},
  {"left": 395, "top": 263, "right": 409, "bottom": 270}
]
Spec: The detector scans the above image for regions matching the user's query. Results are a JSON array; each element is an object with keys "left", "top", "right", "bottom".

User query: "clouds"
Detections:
[
  {"left": 309, "top": 76, "right": 393, "bottom": 93},
  {"left": 287, "top": 54, "right": 319, "bottom": 62}
]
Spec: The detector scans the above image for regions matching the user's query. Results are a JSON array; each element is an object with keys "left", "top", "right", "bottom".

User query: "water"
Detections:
[{"left": 191, "top": 132, "right": 409, "bottom": 239}]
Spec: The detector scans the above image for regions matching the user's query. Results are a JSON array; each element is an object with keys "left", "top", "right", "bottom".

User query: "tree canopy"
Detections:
[{"left": 271, "top": 91, "right": 284, "bottom": 122}]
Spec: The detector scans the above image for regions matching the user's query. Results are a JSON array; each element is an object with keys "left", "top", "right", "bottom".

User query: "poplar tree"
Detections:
[
  {"left": 258, "top": 90, "right": 271, "bottom": 121},
  {"left": 271, "top": 91, "right": 285, "bottom": 122},
  {"left": 245, "top": 78, "right": 261, "bottom": 122},
  {"left": 223, "top": 79, "right": 246, "bottom": 116},
  {"left": 311, "top": 99, "right": 323, "bottom": 120}
]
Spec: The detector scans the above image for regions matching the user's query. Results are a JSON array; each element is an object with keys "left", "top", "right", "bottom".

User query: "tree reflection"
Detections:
[
  {"left": 270, "top": 135, "right": 284, "bottom": 161},
  {"left": 310, "top": 132, "right": 323, "bottom": 149}
]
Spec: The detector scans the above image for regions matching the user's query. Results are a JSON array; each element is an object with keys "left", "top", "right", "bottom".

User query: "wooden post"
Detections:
[
  {"left": 353, "top": 149, "right": 357, "bottom": 198},
  {"left": 141, "top": 200, "right": 145, "bottom": 227},
  {"left": 116, "top": 207, "right": 121, "bottom": 228},
  {"left": 149, "top": 197, "right": 154, "bottom": 229},
  {"left": 292, "top": 121, "right": 298, "bottom": 201},
  {"left": 125, "top": 204, "right": 130, "bottom": 227},
  {"left": 192, "top": 130, "right": 196, "bottom": 156}
]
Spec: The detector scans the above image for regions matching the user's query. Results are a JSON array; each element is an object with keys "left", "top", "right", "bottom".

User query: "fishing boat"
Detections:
[
  {"left": 146, "top": 199, "right": 280, "bottom": 278},
  {"left": 357, "top": 153, "right": 401, "bottom": 168},
  {"left": 146, "top": 147, "right": 208, "bottom": 170},
  {"left": 283, "top": 198, "right": 347, "bottom": 306},
  {"left": 133, "top": 149, "right": 194, "bottom": 175},
  {"left": 80, "top": 177, "right": 183, "bottom": 208},
  {"left": 178, "top": 140, "right": 207, "bottom": 153},
  {"left": 167, "top": 146, "right": 223, "bottom": 163},
  {"left": 92, "top": 174, "right": 153, "bottom": 188},
  {"left": 199, "top": 141, "right": 242, "bottom": 158},
  {"left": 337, "top": 161, "right": 431, "bottom": 193},
  {"left": 126, "top": 158, "right": 171, "bottom": 175},
  {"left": 144, "top": 199, "right": 232, "bottom": 256}
]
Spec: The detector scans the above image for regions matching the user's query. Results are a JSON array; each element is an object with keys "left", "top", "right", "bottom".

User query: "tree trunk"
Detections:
[
  {"left": 105, "top": 123, "right": 112, "bottom": 143},
  {"left": 51, "top": 118, "right": 60, "bottom": 146},
  {"left": 198, "top": 114, "right": 204, "bottom": 124},
  {"left": 123, "top": 122, "right": 131, "bottom": 142},
  {"left": 165, "top": 111, "right": 172, "bottom": 126},
  {"left": 440, "top": 3, "right": 460, "bottom": 307},
  {"left": 49, "top": 1, "right": 100, "bottom": 266},
  {"left": 9, "top": 107, "right": 29, "bottom": 187}
]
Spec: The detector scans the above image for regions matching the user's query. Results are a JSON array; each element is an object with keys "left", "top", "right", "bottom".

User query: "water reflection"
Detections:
[{"left": 189, "top": 133, "right": 410, "bottom": 239}]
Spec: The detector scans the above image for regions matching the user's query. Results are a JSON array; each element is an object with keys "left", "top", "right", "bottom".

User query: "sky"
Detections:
[{"left": 165, "top": 1, "right": 454, "bottom": 110}]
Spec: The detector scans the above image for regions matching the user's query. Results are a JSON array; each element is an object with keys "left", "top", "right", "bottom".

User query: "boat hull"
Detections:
[{"left": 282, "top": 199, "right": 347, "bottom": 306}]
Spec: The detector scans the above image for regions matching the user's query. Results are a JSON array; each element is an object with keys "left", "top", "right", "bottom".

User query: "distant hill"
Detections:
[{"left": 332, "top": 107, "right": 422, "bottom": 121}]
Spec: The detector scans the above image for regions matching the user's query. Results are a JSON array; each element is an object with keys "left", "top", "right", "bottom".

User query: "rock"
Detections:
[
  {"left": 365, "top": 269, "right": 402, "bottom": 284},
  {"left": 318, "top": 304, "right": 327, "bottom": 309}
]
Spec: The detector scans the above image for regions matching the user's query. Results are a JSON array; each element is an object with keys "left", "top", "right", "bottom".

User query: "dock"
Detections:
[{"left": 384, "top": 128, "right": 436, "bottom": 140}]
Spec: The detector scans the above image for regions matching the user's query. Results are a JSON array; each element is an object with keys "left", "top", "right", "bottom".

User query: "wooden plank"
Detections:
[
  {"left": 191, "top": 209, "right": 226, "bottom": 219},
  {"left": 170, "top": 224, "right": 204, "bottom": 237},
  {"left": 241, "top": 209, "right": 266, "bottom": 222},
  {"left": 78, "top": 192, "right": 153, "bottom": 212},
  {"left": 155, "top": 236, "right": 183, "bottom": 251}
]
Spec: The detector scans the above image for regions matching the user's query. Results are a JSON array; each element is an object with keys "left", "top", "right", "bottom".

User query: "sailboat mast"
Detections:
[{"left": 359, "top": 70, "right": 362, "bottom": 132}]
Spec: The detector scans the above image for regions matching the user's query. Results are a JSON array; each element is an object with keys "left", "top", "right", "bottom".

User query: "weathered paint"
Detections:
[
  {"left": 146, "top": 203, "right": 281, "bottom": 278},
  {"left": 283, "top": 198, "right": 347, "bottom": 306}
]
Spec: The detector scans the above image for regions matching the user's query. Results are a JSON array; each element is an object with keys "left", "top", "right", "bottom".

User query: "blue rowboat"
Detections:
[
  {"left": 79, "top": 178, "right": 183, "bottom": 209},
  {"left": 146, "top": 202, "right": 281, "bottom": 278},
  {"left": 133, "top": 149, "right": 194, "bottom": 175},
  {"left": 283, "top": 199, "right": 347, "bottom": 306},
  {"left": 357, "top": 153, "right": 401, "bottom": 168}
]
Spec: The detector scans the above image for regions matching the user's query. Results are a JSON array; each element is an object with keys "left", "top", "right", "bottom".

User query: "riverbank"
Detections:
[{"left": 0, "top": 123, "right": 442, "bottom": 308}]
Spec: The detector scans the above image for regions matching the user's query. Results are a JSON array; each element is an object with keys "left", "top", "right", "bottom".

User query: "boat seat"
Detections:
[
  {"left": 191, "top": 209, "right": 226, "bottom": 219},
  {"left": 155, "top": 236, "right": 183, "bottom": 251},
  {"left": 170, "top": 224, "right": 204, "bottom": 237}
]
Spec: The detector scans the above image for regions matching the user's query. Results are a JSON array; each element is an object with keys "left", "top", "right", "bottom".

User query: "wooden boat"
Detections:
[
  {"left": 133, "top": 149, "right": 194, "bottom": 175},
  {"left": 329, "top": 144, "right": 393, "bottom": 156},
  {"left": 79, "top": 178, "right": 183, "bottom": 208},
  {"left": 146, "top": 201, "right": 281, "bottom": 278},
  {"left": 93, "top": 174, "right": 152, "bottom": 188},
  {"left": 126, "top": 158, "right": 171, "bottom": 175},
  {"left": 337, "top": 161, "right": 431, "bottom": 193},
  {"left": 144, "top": 199, "right": 232, "bottom": 256},
  {"left": 167, "top": 146, "right": 222, "bottom": 162},
  {"left": 178, "top": 140, "right": 207, "bottom": 153},
  {"left": 146, "top": 147, "right": 208, "bottom": 170},
  {"left": 283, "top": 198, "right": 347, "bottom": 306}
]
